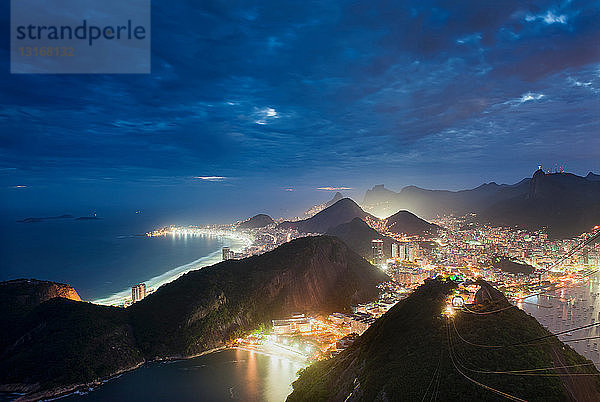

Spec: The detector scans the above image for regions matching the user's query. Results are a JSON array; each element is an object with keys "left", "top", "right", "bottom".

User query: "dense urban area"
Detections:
[{"left": 139, "top": 208, "right": 600, "bottom": 364}]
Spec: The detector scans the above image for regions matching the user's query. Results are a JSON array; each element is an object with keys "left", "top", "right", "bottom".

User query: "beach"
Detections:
[{"left": 93, "top": 233, "right": 251, "bottom": 306}]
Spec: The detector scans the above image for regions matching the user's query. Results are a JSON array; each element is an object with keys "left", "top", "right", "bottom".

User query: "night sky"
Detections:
[{"left": 1, "top": 1, "right": 599, "bottom": 221}]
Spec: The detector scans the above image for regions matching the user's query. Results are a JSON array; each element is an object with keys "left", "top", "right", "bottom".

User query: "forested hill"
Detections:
[{"left": 288, "top": 279, "right": 600, "bottom": 401}]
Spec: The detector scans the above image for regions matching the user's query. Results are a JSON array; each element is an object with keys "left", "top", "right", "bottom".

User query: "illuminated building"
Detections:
[
  {"left": 131, "top": 283, "right": 146, "bottom": 303},
  {"left": 391, "top": 243, "right": 399, "bottom": 259},
  {"left": 372, "top": 239, "right": 384, "bottom": 265},
  {"left": 272, "top": 314, "right": 313, "bottom": 334},
  {"left": 399, "top": 243, "right": 408, "bottom": 261},
  {"left": 349, "top": 315, "right": 375, "bottom": 335},
  {"left": 408, "top": 243, "right": 418, "bottom": 262},
  {"left": 222, "top": 247, "right": 233, "bottom": 260}
]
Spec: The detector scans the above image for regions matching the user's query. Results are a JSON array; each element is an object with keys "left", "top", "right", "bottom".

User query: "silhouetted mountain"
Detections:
[
  {"left": 383, "top": 210, "right": 440, "bottom": 236},
  {"left": 237, "top": 213, "right": 274, "bottom": 229},
  {"left": 586, "top": 172, "right": 600, "bottom": 182},
  {"left": 289, "top": 279, "right": 600, "bottom": 401},
  {"left": 325, "top": 192, "right": 344, "bottom": 208},
  {"left": 363, "top": 170, "right": 600, "bottom": 238},
  {"left": 483, "top": 170, "right": 600, "bottom": 237},
  {"left": 327, "top": 218, "right": 395, "bottom": 259},
  {"left": 363, "top": 185, "right": 397, "bottom": 213},
  {"left": 0, "top": 236, "right": 387, "bottom": 399},
  {"left": 363, "top": 182, "right": 525, "bottom": 219},
  {"left": 304, "top": 192, "right": 347, "bottom": 218},
  {"left": 281, "top": 198, "right": 377, "bottom": 233}
]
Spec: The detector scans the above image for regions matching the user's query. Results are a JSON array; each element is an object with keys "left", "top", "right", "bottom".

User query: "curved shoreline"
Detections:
[
  {"left": 92, "top": 233, "right": 251, "bottom": 306},
  {"left": 10, "top": 346, "right": 306, "bottom": 402}
]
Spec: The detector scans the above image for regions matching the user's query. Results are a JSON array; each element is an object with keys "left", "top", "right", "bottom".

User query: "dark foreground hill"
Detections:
[
  {"left": 0, "top": 279, "right": 81, "bottom": 354},
  {"left": 237, "top": 213, "right": 274, "bottom": 229},
  {"left": 288, "top": 279, "right": 600, "bottom": 401},
  {"left": 363, "top": 169, "right": 600, "bottom": 238},
  {"left": 130, "top": 236, "right": 388, "bottom": 358},
  {"left": 280, "top": 198, "right": 377, "bottom": 233},
  {"left": 327, "top": 218, "right": 395, "bottom": 260},
  {"left": 0, "top": 236, "right": 387, "bottom": 399},
  {"left": 0, "top": 299, "right": 143, "bottom": 398}
]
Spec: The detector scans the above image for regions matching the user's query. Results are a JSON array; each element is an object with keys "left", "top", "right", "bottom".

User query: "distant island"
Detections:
[
  {"left": 17, "top": 214, "right": 73, "bottom": 223},
  {"left": 17, "top": 214, "right": 101, "bottom": 223}
]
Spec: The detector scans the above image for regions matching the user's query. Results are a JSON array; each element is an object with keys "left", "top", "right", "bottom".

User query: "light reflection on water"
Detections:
[
  {"left": 65, "top": 348, "right": 307, "bottom": 402},
  {"left": 522, "top": 273, "right": 600, "bottom": 368}
]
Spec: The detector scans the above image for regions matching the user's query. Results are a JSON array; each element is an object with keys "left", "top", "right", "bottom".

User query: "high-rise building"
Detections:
[
  {"left": 408, "top": 243, "right": 419, "bottom": 262},
  {"left": 371, "top": 239, "right": 384, "bottom": 265},
  {"left": 222, "top": 247, "right": 232, "bottom": 261},
  {"left": 398, "top": 242, "right": 408, "bottom": 261},
  {"left": 391, "top": 243, "right": 399, "bottom": 259},
  {"left": 131, "top": 283, "right": 146, "bottom": 303}
]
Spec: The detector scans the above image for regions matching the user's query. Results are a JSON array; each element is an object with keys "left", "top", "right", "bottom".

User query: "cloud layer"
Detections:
[{"left": 0, "top": 0, "right": 599, "bottom": 210}]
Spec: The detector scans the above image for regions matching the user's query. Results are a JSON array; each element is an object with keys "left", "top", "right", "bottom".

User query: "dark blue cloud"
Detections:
[{"left": 0, "top": 0, "right": 599, "bottom": 216}]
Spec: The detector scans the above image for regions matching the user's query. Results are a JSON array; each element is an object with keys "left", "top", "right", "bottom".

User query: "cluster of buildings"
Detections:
[
  {"left": 371, "top": 239, "right": 421, "bottom": 266},
  {"left": 272, "top": 314, "right": 313, "bottom": 334},
  {"left": 391, "top": 242, "right": 420, "bottom": 262},
  {"left": 430, "top": 215, "right": 598, "bottom": 272},
  {"left": 363, "top": 214, "right": 599, "bottom": 303},
  {"left": 328, "top": 312, "right": 375, "bottom": 335},
  {"left": 222, "top": 247, "right": 244, "bottom": 260},
  {"left": 268, "top": 286, "right": 406, "bottom": 359},
  {"left": 372, "top": 216, "right": 599, "bottom": 303}
]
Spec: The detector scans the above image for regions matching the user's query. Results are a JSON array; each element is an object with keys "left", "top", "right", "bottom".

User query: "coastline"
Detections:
[
  {"left": 8, "top": 345, "right": 306, "bottom": 402},
  {"left": 9, "top": 362, "right": 146, "bottom": 402},
  {"left": 92, "top": 233, "right": 250, "bottom": 306}
]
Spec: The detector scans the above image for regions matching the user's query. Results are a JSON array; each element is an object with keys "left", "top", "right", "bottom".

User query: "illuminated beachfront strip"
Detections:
[
  {"left": 146, "top": 223, "right": 302, "bottom": 260},
  {"left": 233, "top": 285, "right": 407, "bottom": 362}
]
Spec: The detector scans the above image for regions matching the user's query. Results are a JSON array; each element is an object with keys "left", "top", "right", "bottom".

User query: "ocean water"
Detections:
[
  {"left": 0, "top": 212, "right": 242, "bottom": 301},
  {"left": 522, "top": 273, "right": 600, "bottom": 368},
  {"left": 64, "top": 348, "right": 306, "bottom": 402}
]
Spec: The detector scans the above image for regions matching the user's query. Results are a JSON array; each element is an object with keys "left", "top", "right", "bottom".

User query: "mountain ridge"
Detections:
[
  {"left": 363, "top": 170, "right": 600, "bottom": 237},
  {"left": 383, "top": 210, "right": 440, "bottom": 236},
  {"left": 281, "top": 198, "right": 378, "bottom": 233},
  {"left": 237, "top": 213, "right": 274, "bottom": 229},
  {"left": 326, "top": 218, "right": 396, "bottom": 260}
]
